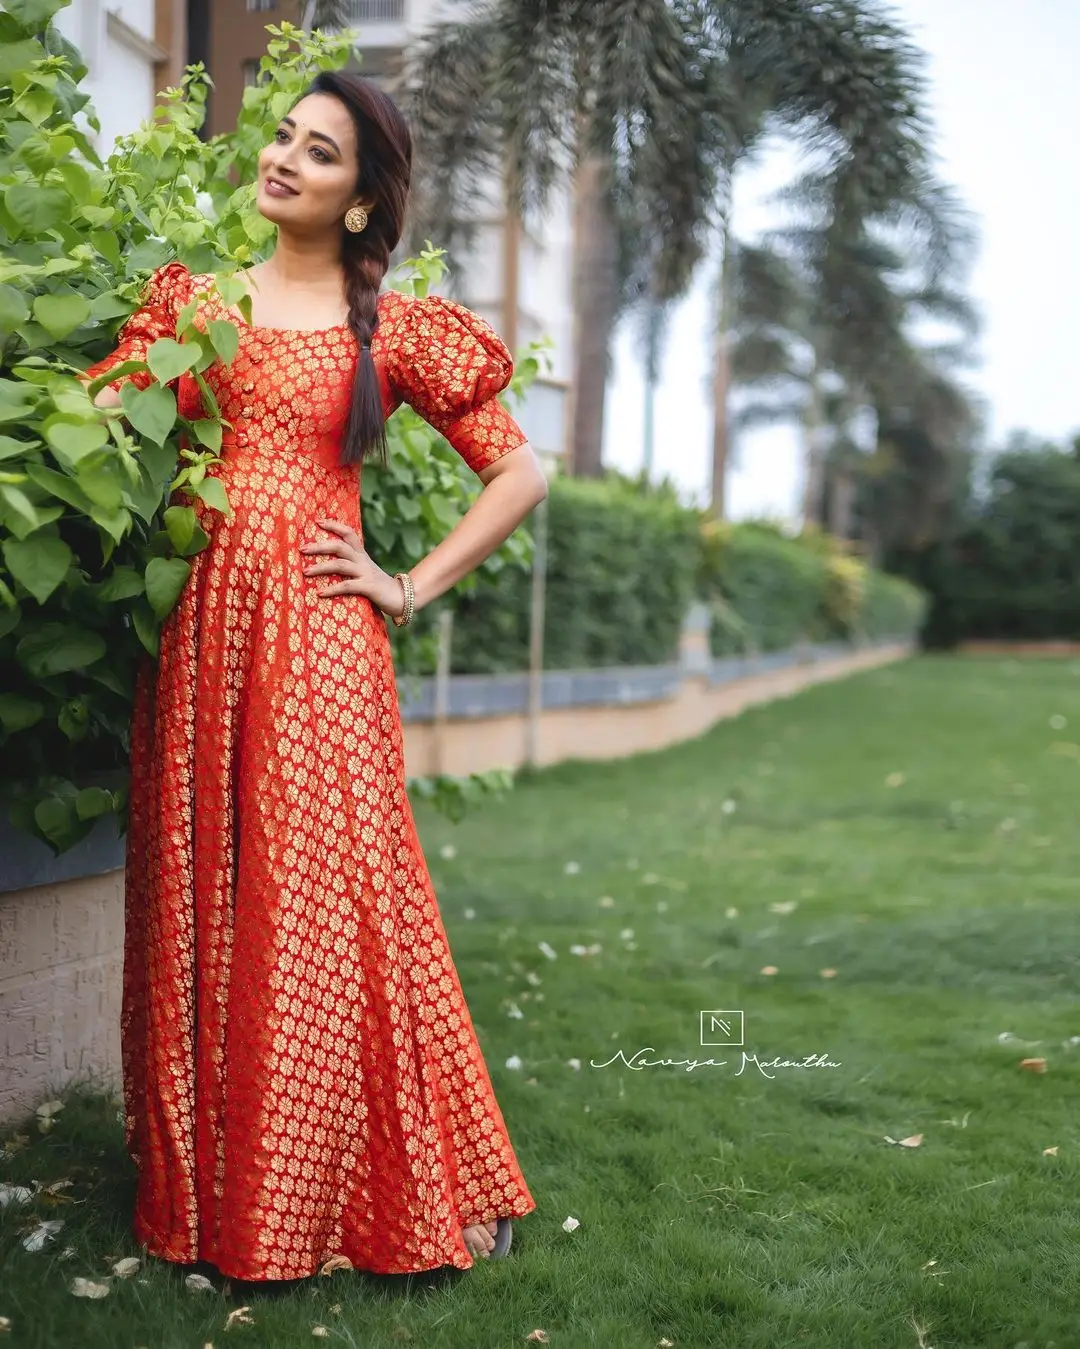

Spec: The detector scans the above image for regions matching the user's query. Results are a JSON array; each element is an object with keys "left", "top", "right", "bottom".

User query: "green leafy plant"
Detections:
[{"left": 0, "top": 7, "right": 538, "bottom": 853}]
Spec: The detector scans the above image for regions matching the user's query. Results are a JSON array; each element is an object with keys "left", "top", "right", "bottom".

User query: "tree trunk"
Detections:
[
  {"left": 709, "top": 217, "right": 733, "bottom": 517},
  {"left": 642, "top": 303, "right": 661, "bottom": 481},
  {"left": 569, "top": 152, "right": 619, "bottom": 477},
  {"left": 829, "top": 465, "right": 857, "bottom": 540},
  {"left": 801, "top": 360, "right": 827, "bottom": 528}
]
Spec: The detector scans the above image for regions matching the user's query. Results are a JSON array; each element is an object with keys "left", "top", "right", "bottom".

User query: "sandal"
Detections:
[{"left": 490, "top": 1217, "right": 513, "bottom": 1259}]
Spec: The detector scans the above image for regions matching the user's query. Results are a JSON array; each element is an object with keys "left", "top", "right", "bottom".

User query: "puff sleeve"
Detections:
[
  {"left": 385, "top": 293, "right": 529, "bottom": 474},
  {"left": 82, "top": 260, "right": 192, "bottom": 394}
]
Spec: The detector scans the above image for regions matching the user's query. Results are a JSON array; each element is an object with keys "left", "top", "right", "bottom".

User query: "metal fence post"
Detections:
[
  {"left": 525, "top": 493, "right": 549, "bottom": 768},
  {"left": 434, "top": 606, "right": 453, "bottom": 776}
]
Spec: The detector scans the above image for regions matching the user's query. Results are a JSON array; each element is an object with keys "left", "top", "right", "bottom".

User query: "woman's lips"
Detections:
[{"left": 264, "top": 178, "right": 299, "bottom": 197}]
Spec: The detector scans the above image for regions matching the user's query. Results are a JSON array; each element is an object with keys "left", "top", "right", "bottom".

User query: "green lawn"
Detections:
[{"left": 4, "top": 654, "right": 1080, "bottom": 1349}]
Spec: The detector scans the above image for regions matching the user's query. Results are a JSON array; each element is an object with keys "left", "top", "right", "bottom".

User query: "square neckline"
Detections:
[{"left": 200, "top": 268, "right": 370, "bottom": 336}]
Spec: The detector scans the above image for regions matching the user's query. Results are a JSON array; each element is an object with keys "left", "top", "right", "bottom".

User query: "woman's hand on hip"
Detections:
[{"left": 299, "top": 519, "right": 405, "bottom": 618}]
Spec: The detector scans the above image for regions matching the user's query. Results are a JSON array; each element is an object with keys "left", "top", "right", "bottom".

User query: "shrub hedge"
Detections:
[{"left": 445, "top": 489, "right": 927, "bottom": 675}]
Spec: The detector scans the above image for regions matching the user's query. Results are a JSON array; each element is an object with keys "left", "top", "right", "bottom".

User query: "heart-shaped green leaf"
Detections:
[
  {"left": 144, "top": 555, "right": 191, "bottom": 618},
  {"left": 44, "top": 418, "right": 108, "bottom": 460},
  {"left": 17, "top": 621, "right": 108, "bottom": 677},
  {"left": 3, "top": 535, "right": 73, "bottom": 604},
  {"left": 33, "top": 292, "right": 91, "bottom": 339},
  {"left": 147, "top": 337, "right": 201, "bottom": 386},
  {"left": 192, "top": 418, "right": 222, "bottom": 453},
  {"left": 207, "top": 318, "right": 240, "bottom": 366},
  {"left": 0, "top": 692, "right": 44, "bottom": 734},
  {"left": 193, "top": 474, "right": 231, "bottom": 517},
  {"left": 120, "top": 381, "right": 177, "bottom": 445}
]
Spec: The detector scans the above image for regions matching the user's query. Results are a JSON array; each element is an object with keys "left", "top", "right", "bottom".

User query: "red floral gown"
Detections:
[{"left": 83, "top": 261, "right": 537, "bottom": 1281}]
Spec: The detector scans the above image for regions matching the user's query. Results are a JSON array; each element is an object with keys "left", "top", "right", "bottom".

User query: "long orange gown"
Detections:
[{"left": 83, "top": 260, "right": 537, "bottom": 1281}]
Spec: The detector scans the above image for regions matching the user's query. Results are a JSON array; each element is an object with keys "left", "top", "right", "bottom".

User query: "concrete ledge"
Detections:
[{"left": 402, "top": 640, "right": 913, "bottom": 777}]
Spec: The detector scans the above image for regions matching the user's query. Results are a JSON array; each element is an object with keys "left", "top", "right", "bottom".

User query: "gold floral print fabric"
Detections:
[{"left": 81, "top": 262, "right": 536, "bottom": 1280}]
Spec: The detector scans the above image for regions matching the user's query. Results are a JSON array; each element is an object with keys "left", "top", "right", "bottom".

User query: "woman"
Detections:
[{"left": 81, "top": 70, "right": 545, "bottom": 1283}]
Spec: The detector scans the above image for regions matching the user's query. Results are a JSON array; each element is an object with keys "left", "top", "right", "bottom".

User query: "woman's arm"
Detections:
[{"left": 408, "top": 441, "right": 548, "bottom": 612}]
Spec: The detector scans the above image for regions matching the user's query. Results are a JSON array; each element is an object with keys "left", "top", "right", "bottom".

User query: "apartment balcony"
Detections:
[{"left": 344, "top": 0, "right": 406, "bottom": 20}]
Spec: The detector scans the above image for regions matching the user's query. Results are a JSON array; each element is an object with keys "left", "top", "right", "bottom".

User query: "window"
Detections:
[
  {"left": 247, "top": 0, "right": 276, "bottom": 11},
  {"left": 243, "top": 59, "right": 266, "bottom": 88}
]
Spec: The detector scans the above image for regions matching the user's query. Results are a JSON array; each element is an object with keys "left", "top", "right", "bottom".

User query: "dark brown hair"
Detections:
[{"left": 300, "top": 70, "right": 412, "bottom": 468}]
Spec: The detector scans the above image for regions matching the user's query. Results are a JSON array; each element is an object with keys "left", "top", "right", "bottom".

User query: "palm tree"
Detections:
[
  {"left": 726, "top": 225, "right": 980, "bottom": 551},
  {"left": 398, "top": 1, "right": 732, "bottom": 477},
  {"left": 398, "top": 0, "right": 960, "bottom": 497},
  {"left": 299, "top": 0, "right": 351, "bottom": 29},
  {"left": 698, "top": 0, "right": 975, "bottom": 518}
]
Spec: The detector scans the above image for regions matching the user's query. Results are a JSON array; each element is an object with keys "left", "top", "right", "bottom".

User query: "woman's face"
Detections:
[{"left": 256, "top": 92, "right": 367, "bottom": 232}]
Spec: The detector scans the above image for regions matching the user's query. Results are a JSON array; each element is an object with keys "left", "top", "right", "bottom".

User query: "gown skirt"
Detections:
[{"left": 84, "top": 261, "right": 537, "bottom": 1280}]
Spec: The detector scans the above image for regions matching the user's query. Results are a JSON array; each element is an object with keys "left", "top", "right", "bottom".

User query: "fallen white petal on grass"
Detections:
[
  {"left": 526, "top": 1332, "right": 550, "bottom": 1344},
  {"left": 525, "top": 970, "right": 542, "bottom": 986},
  {"left": 937, "top": 1111, "right": 971, "bottom": 1128},
  {"left": 760, "top": 965, "right": 778, "bottom": 976},
  {"left": 505, "top": 1055, "right": 523, "bottom": 1070},
  {"left": 1050, "top": 714, "right": 1067, "bottom": 729},
  {"left": 1020, "top": 1057, "right": 1047, "bottom": 1073},
  {"left": 537, "top": 941, "right": 558, "bottom": 961},
  {"left": 819, "top": 968, "right": 838, "bottom": 979},
  {"left": 463, "top": 908, "right": 476, "bottom": 920},
  {"left": 562, "top": 1216, "right": 580, "bottom": 1232},
  {"left": 506, "top": 1002, "right": 524, "bottom": 1019},
  {"left": 225, "top": 1307, "right": 255, "bottom": 1329},
  {"left": 619, "top": 928, "right": 634, "bottom": 940},
  {"left": 35, "top": 1100, "right": 64, "bottom": 1120},
  {"left": 721, "top": 799, "right": 737, "bottom": 814},
  {"left": 70, "top": 1277, "right": 111, "bottom": 1299},
  {"left": 564, "top": 861, "right": 580, "bottom": 875},
  {"left": 312, "top": 1327, "right": 330, "bottom": 1338},
  {"left": 0, "top": 1183, "right": 35, "bottom": 1208},
  {"left": 566, "top": 1058, "right": 582, "bottom": 1071},
  {"left": 0, "top": 1315, "right": 11, "bottom": 1333},
  {"left": 599, "top": 895, "right": 616, "bottom": 908},
  {"left": 1043, "top": 1146, "right": 1059, "bottom": 1155},
  {"left": 883, "top": 1134, "right": 924, "bottom": 1147},
  {"left": 769, "top": 901, "right": 797, "bottom": 915},
  {"left": 439, "top": 843, "right": 457, "bottom": 859},
  {"left": 185, "top": 1273, "right": 216, "bottom": 1292},
  {"left": 724, "top": 906, "right": 738, "bottom": 919},
  {"left": 111, "top": 1257, "right": 141, "bottom": 1278},
  {"left": 659, "top": 1340, "right": 676, "bottom": 1347},
  {"left": 885, "top": 772, "right": 905, "bottom": 788},
  {"left": 22, "top": 1219, "right": 63, "bottom": 1251}
]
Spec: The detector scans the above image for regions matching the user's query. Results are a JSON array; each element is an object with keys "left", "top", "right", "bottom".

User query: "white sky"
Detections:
[{"left": 602, "top": 0, "right": 1080, "bottom": 519}]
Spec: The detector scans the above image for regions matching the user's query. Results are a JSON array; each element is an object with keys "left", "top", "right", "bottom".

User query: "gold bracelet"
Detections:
[{"left": 391, "top": 571, "right": 415, "bottom": 627}]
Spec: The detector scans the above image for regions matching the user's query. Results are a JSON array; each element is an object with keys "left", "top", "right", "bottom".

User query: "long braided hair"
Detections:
[{"left": 300, "top": 71, "right": 412, "bottom": 468}]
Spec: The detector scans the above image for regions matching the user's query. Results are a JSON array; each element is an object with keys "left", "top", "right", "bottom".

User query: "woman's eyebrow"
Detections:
[{"left": 280, "top": 115, "right": 341, "bottom": 156}]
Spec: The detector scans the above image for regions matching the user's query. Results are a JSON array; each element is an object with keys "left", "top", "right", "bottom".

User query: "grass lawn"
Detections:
[{"left": 3, "top": 653, "right": 1080, "bottom": 1349}]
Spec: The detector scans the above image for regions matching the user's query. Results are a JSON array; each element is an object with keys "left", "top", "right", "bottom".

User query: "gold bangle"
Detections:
[{"left": 391, "top": 571, "right": 415, "bottom": 627}]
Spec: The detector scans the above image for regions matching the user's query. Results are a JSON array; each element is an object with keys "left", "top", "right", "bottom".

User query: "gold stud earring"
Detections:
[{"left": 344, "top": 205, "right": 369, "bottom": 233}]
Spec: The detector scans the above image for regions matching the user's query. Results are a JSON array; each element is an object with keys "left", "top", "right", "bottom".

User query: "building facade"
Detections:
[{"left": 53, "top": 0, "right": 189, "bottom": 153}]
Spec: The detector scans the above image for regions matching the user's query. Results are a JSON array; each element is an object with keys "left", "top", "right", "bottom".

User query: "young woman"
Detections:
[{"left": 82, "top": 70, "right": 545, "bottom": 1283}]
